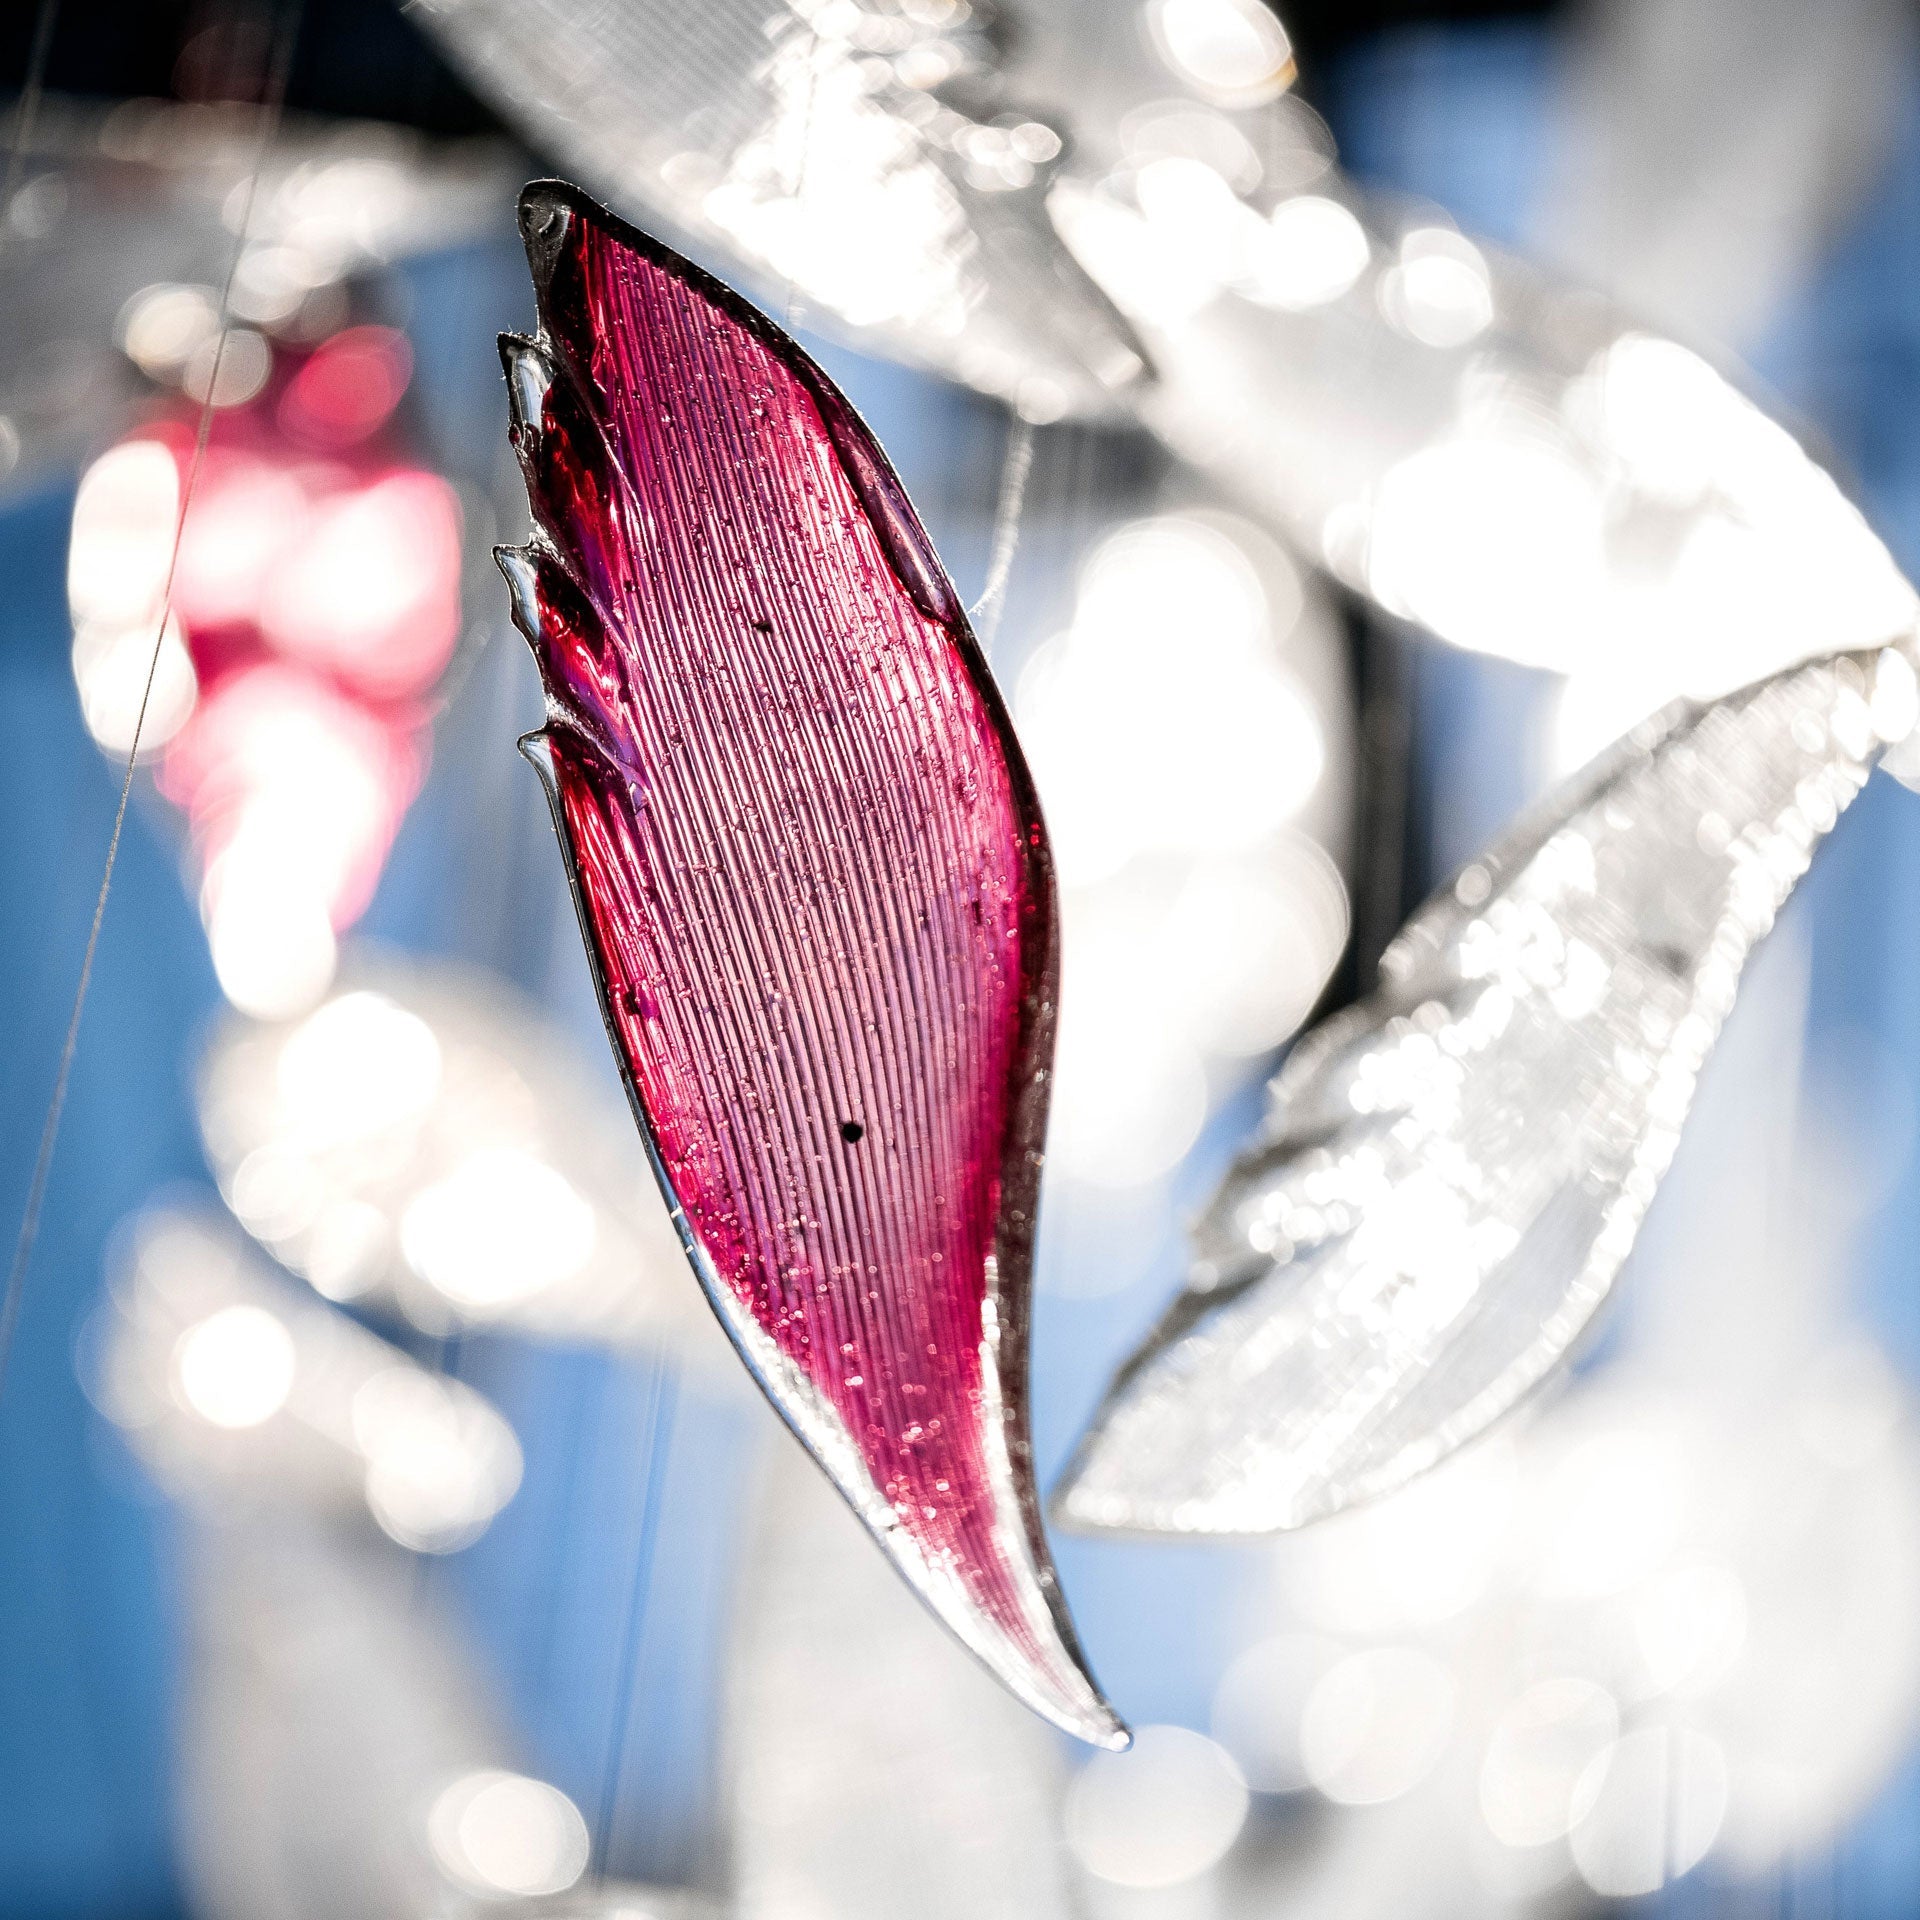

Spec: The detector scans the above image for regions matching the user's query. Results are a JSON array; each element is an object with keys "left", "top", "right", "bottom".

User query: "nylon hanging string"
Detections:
[
  {"left": 591, "top": 1352, "right": 681, "bottom": 1882},
  {"left": 0, "top": 1, "right": 305, "bottom": 1402}
]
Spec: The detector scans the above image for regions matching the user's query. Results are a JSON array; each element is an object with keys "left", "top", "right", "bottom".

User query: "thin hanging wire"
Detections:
[
  {"left": 0, "top": 0, "right": 62, "bottom": 265},
  {"left": 0, "top": 1, "right": 303, "bottom": 1402},
  {"left": 968, "top": 411, "right": 1035, "bottom": 651},
  {"left": 591, "top": 1352, "right": 681, "bottom": 1882}
]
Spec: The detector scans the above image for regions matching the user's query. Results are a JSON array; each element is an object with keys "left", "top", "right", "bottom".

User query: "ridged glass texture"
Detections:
[
  {"left": 1057, "top": 644, "right": 1919, "bottom": 1536},
  {"left": 497, "top": 181, "right": 1120, "bottom": 1745}
]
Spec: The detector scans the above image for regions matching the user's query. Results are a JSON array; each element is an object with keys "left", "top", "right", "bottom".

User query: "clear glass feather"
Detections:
[{"left": 1056, "top": 643, "right": 1920, "bottom": 1535}]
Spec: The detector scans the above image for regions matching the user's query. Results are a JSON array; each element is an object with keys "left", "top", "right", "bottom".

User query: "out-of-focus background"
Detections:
[{"left": 7, "top": 0, "right": 1920, "bottom": 1914}]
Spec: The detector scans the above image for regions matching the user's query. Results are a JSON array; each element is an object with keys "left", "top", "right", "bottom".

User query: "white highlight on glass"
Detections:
[
  {"left": 1368, "top": 431, "right": 1607, "bottom": 671},
  {"left": 703, "top": 28, "right": 969, "bottom": 338}
]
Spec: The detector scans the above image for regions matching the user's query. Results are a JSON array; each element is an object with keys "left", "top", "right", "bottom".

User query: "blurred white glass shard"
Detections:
[
  {"left": 1056, "top": 642, "right": 1920, "bottom": 1534},
  {"left": 88, "top": 1205, "right": 708, "bottom": 1920},
  {"left": 410, "top": 0, "right": 1149, "bottom": 420},
  {"left": 1052, "top": 163, "right": 1919, "bottom": 697},
  {"left": 1037, "top": 0, "right": 1915, "bottom": 702},
  {"left": 92, "top": 1203, "right": 523, "bottom": 1552},
  {"left": 410, "top": 0, "right": 1920, "bottom": 718},
  {"left": 196, "top": 954, "right": 731, "bottom": 1366}
]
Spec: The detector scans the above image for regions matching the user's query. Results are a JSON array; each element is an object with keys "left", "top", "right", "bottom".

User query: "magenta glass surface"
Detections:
[{"left": 498, "top": 182, "right": 1119, "bottom": 1744}]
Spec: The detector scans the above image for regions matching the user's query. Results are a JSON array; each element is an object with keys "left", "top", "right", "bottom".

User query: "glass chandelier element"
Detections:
[
  {"left": 1056, "top": 642, "right": 1920, "bottom": 1535},
  {"left": 414, "top": 0, "right": 1148, "bottom": 420},
  {"left": 498, "top": 180, "right": 1120, "bottom": 1745}
]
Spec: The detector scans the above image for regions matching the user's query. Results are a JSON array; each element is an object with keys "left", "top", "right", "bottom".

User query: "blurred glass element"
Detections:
[
  {"left": 1058, "top": 642, "right": 1919, "bottom": 1533},
  {"left": 92, "top": 1203, "right": 521, "bottom": 1553},
  {"left": 403, "top": 0, "right": 1919, "bottom": 704},
  {"left": 68, "top": 282, "right": 466, "bottom": 1020},
  {"left": 197, "top": 957, "right": 726, "bottom": 1360},
  {"left": 91, "top": 1202, "right": 718, "bottom": 1920},
  {"left": 411, "top": 0, "right": 1147, "bottom": 420},
  {"left": 0, "top": 98, "right": 509, "bottom": 495},
  {"left": 1033, "top": 0, "right": 1915, "bottom": 694},
  {"left": 1015, "top": 500, "right": 1351, "bottom": 1198},
  {"left": 729, "top": 1435, "right": 1078, "bottom": 1919},
  {"left": 1054, "top": 165, "right": 1919, "bottom": 688},
  {"left": 156, "top": 1422, "right": 696, "bottom": 1920},
  {"left": 1158, "top": 938, "right": 1920, "bottom": 1913},
  {"left": 177, "top": 1516, "right": 547, "bottom": 1920}
]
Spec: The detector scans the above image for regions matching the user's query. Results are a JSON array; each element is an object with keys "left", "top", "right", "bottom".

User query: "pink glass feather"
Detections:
[{"left": 496, "top": 181, "right": 1122, "bottom": 1746}]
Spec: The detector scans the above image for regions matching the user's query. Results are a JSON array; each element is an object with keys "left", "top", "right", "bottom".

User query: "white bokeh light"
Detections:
[
  {"left": 69, "top": 440, "right": 179, "bottom": 628},
  {"left": 1147, "top": 0, "right": 1295, "bottom": 104},
  {"left": 1249, "top": 194, "right": 1370, "bottom": 310},
  {"left": 1479, "top": 1677, "right": 1620, "bottom": 1849},
  {"left": 275, "top": 990, "right": 443, "bottom": 1153},
  {"left": 1065, "top": 1724, "right": 1249, "bottom": 1887},
  {"left": 400, "top": 1146, "right": 598, "bottom": 1312},
  {"left": 171, "top": 1304, "right": 296, "bottom": 1430},
  {"left": 352, "top": 1366, "right": 522, "bottom": 1553},
  {"left": 1378, "top": 229, "right": 1494, "bottom": 348},
  {"left": 427, "top": 1770, "right": 589, "bottom": 1898},
  {"left": 71, "top": 611, "right": 197, "bottom": 757},
  {"left": 1211, "top": 1631, "right": 1345, "bottom": 1793},
  {"left": 1569, "top": 1725, "right": 1729, "bottom": 1898},
  {"left": 1299, "top": 1646, "right": 1456, "bottom": 1805}
]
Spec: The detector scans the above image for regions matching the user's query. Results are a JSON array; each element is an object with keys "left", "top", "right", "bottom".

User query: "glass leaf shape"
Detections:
[
  {"left": 496, "top": 181, "right": 1121, "bottom": 1746},
  {"left": 1056, "top": 643, "right": 1919, "bottom": 1536}
]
